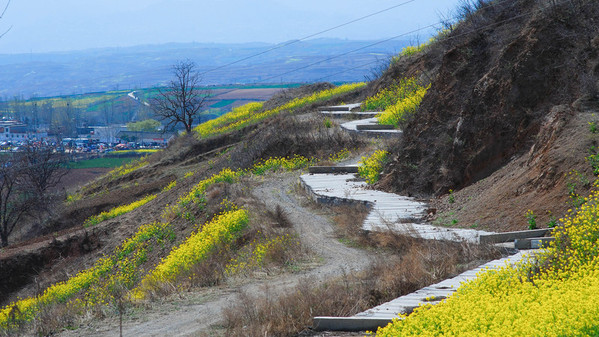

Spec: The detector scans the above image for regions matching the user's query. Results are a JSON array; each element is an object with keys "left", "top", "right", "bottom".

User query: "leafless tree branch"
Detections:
[
  {"left": 150, "top": 60, "right": 211, "bottom": 134},
  {"left": 0, "top": 145, "right": 68, "bottom": 247}
]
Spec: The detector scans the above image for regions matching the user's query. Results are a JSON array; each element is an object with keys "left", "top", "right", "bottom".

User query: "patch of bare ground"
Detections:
[
  {"left": 57, "top": 167, "right": 113, "bottom": 193},
  {"left": 429, "top": 104, "right": 599, "bottom": 232}
]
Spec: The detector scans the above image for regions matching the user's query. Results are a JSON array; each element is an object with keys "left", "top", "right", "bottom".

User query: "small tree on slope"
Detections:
[{"left": 150, "top": 60, "right": 210, "bottom": 133}]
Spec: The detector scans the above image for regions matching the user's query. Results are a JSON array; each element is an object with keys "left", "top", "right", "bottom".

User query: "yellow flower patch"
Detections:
[
  {"left": 358, "top": 150, "right": 389, "bottom": 185},
  {"left": 83, "top": 194, "right": 157, "bottom": 227},
  {"left": 194, "top": 83, "right": 366, "bottom": 138},
  {"left": 376, "top": 187, "right": 599, "bottom": 336}
]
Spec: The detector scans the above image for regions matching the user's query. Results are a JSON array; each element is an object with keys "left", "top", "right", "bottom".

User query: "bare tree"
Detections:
[
  {"left": 0, "top": 145, "right": 68, "bottom": 247},
  {"left": 150, "top": 60, "right": 210, "bottom": 133}
]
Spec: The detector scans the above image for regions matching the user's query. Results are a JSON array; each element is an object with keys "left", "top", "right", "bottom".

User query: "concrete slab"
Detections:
[
  {"left": 320, "top": 111, "right": 380, "bottom": 119},
  {"left": 340, "top": 118, "right": 402, "bottom": 136},
  {"left": 300, "top": 173, "right": 493, "bottom": 244},
  {"left": 318, "top": 103, "right": 363, "bottom": 112},
  {"left": 312, "top": 317, "right": 396, "bottom": 332},
  {"left": 480, "top": 228, "right": 552, "bottom": 244}
]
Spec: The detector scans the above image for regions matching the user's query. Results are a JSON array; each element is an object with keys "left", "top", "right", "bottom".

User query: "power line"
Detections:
[
  {"left": 198, "top": 0, "right": 419, "bottom": 77},
  {"left": 15, "top": 0, "right": 420, "bottom": 94},
  {"left": 255, "top": 23, "right": 438, "bottom": 84},
  {"left": 260, "top": 0, "right": 562, "bottom": 84}
]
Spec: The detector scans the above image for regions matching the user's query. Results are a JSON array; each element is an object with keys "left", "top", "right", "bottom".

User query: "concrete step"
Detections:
[
  {"left": 319, "top": 111, "right": 380, "bottom": 119},
  {"left": 308, "top": 166, "right": 359, "bottom": 174},
  {"left": 480, "top": 228, "right": 552, "bottom": 244},
  {"left": 314, "top": 251, "right": 532, "bottom": 331},
  {"left": 514, "top": 237, "right": 555, "bottom": 249},
  {"left": 340, "top": 117, "right": 402, "bottom": 137},
  {"left": 356, "top": 124, "right": 395, "bottom": 130},
  {"left": 318, "top": 103, "right": 362, "bottom": 112}
]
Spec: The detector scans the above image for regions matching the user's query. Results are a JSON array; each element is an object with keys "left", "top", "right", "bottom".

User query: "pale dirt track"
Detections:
[{"left": 57, "top": 172, "right": 372, "bottom": 337}]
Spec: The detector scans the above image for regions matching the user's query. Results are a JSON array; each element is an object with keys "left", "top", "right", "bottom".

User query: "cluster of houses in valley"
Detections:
[{"left": 0, "top": 121, "right": 176, "bottom": 151}]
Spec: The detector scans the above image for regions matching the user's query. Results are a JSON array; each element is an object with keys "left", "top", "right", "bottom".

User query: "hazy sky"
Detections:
[{"left": 0, "top": 0, "right": 462, "bottom": 54}]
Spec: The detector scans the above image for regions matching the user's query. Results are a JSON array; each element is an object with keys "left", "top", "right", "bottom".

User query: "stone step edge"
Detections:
[
  {"left": 479, "top": 228, "right": 552, "bottom": 244},
  {"left": 312, "top": 316, "right": 397, "bottom": 332},
  {"left": 356, "top": 124, "right": 395, "bottom": 130},
  {"left": 308, "top": 166, "right": 359, "bottom": 174},
  {"left": 299, "top": 175, "right": 373, "bottom": 208}
]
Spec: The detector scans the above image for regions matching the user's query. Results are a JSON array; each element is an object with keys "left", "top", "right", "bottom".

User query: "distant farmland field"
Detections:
[{"left": 2, "top": 84, "right": 294, "bottom": 126}]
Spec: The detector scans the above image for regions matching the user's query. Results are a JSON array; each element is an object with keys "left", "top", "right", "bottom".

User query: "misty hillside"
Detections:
[{"left": 0, "top": 38, "right": 412, "bottom": 98}]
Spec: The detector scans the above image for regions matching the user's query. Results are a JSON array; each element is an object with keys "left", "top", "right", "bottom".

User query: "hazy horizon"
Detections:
[{"left": 0, "top": 0, "right": 462, "bottom": 54}]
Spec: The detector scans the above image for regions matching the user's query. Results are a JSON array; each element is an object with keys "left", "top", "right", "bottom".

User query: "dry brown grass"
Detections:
[
  {"left": 222, "top": 202, "right": 504, "bottom": 337},
  {"left": 223, "top": 237, "right": 502, "bottom": 337}
]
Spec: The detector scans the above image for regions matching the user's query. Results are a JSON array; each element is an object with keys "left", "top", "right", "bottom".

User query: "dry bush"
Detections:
[
  {"left": 186, "top": 245, "right": 232, "bottom": 288},
  {"left": 266, "top": 204, "right": 292, "bottom": 228},
  {"left": 332, "top": 203, "right": 371, "bottom": 241},
  {"left": 223, "top": 278, "right": 368, "bottom": 337}
]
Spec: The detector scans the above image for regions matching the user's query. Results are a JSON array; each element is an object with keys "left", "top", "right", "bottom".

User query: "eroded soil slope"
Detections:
[{"left": 381, "top": 0, "right": 599, "bottom": 197}]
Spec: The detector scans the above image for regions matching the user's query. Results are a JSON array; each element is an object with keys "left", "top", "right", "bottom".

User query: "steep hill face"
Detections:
[{"left": 380, "top": 0, "right": 599, "bottom": 199}]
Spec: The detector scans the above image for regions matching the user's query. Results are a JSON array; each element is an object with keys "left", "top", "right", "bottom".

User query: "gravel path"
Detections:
[{"left": 57, "top": 172, "right": 372, "bottom": 337}]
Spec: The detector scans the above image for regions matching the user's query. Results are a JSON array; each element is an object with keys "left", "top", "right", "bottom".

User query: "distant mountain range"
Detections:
[{"left": 0, "top": 38, "right": 413, "bottom": 98}]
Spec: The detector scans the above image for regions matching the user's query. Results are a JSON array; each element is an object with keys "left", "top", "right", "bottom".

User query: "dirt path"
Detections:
[{"left": 57, "top": 172, "right": 372, "bottom": 337}]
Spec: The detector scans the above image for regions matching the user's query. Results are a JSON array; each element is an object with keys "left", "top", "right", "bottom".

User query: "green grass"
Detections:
[
  {"left": 68, "top": 157, "right": 136, "bottom": 169},
  {"left": 210, "top": 100, "right": 236, "bottom": 108},
  {"left": 111, "top": 149, "right": 160, "bottom": 155}
]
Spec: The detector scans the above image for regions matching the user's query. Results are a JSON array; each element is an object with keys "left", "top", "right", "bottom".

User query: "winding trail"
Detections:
[{"left": 57, "top": 173, "right": 372, "bottom": 337}]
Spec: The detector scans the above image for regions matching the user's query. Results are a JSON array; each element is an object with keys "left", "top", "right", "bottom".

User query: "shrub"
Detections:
[
  {"left": 83, "top": 194, "right": 157, "bottom": 227},
  {"left": 162, "top": 180, "right": 177, "bottom": 192},
  {"left": 525, "top": 209, "right": 537, "bottom": 230},
  {"left": 358, "top": 150, "right": 389, "bottom": 184},
  {"left": 134, "top": 209, "right": 249, "bottom": 298}
]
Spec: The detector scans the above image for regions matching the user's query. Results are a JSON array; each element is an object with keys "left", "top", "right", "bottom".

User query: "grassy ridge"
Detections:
[{"left": 194, "top": 82, "right": 366, "bottom": 138}]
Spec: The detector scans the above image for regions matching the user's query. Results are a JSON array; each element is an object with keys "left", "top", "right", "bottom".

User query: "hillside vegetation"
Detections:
[
  {"left": 0, "top": 81, "right": 371, "bottom": 336},
  {"left": 3, "top": 0, "right": 599, "bottom": 336}
]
